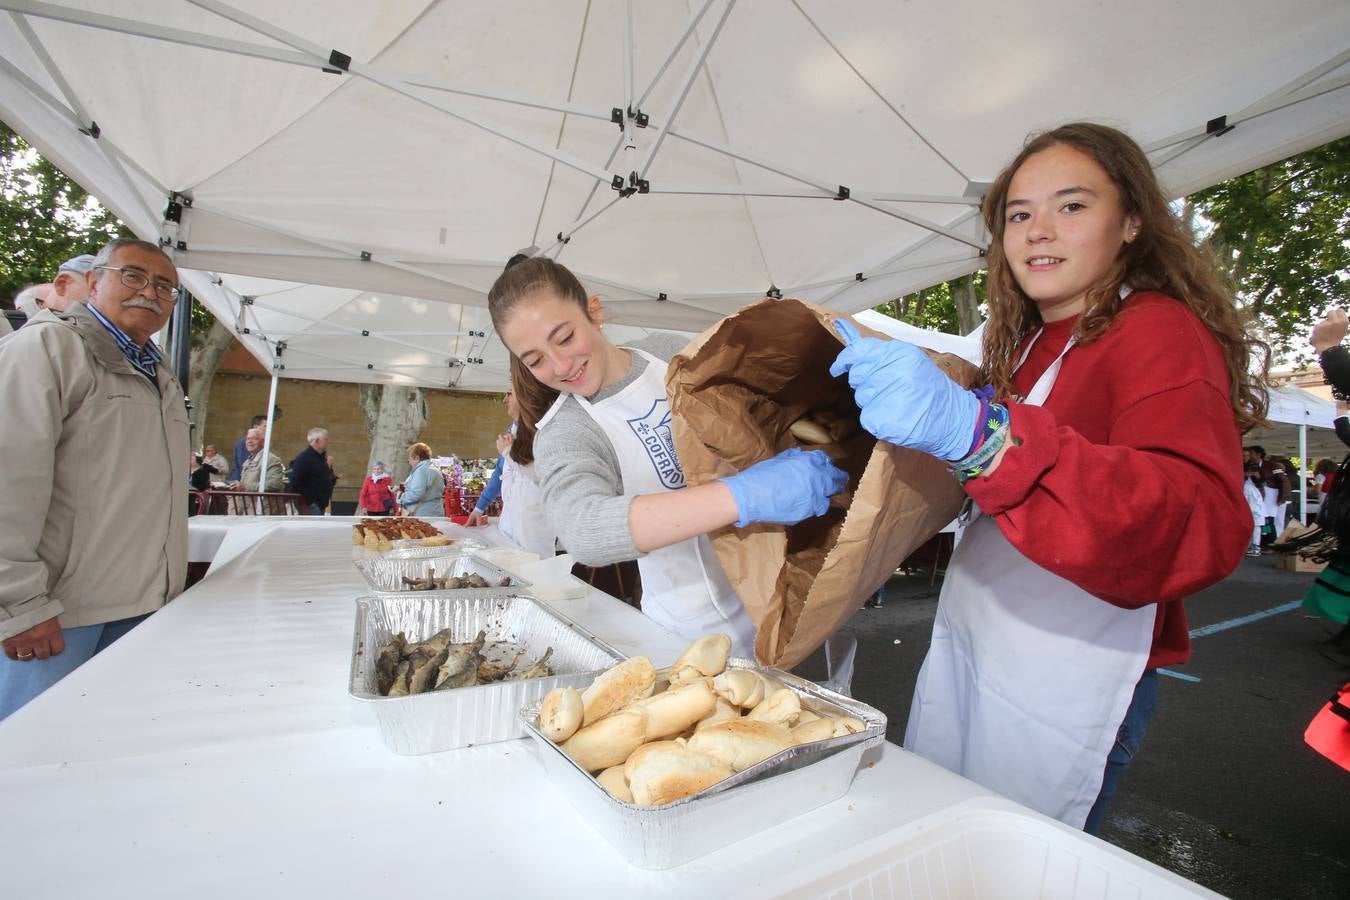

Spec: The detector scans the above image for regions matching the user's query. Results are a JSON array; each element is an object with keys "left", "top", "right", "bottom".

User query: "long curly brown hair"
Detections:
[
  {"left": 488, "top": 257, "right": 594, "bottom": 465},
  {"left": 980, "top": 122, "right": 1270, "bottom": 432}
]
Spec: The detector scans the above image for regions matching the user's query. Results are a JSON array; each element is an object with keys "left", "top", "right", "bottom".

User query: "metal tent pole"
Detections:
[
  {"left": 1300, "top": 421, "right": 1308, "bottom": 525},
  {"left": 260, "top": 360, "right": 280, "bottom": 493}
]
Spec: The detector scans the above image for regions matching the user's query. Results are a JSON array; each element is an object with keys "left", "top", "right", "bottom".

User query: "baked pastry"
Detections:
[
  {"left": 668, "top": 634, "right": 732, "bottom": 685},
  {"left": 627, "top": 745, "right": 735, "bottom": 806},
  {"left": 686, "top": 718, "right": 794, "bottom": 772},
  {"left": 596, "top": 765, "right": 633, "bottom": 803},
  {"left": 630, "top": 681, "right": 716, "bottom": 741},
  {"left": 561, "top": 708, "right": 648, "bottom": 773},
  {"left": 712, "top": 669, "right": 765, "bottom": 709},
  {"left": 580, "top": 656, "right": 656, "bottom": 726},
  {"left": 538, "top": 687, "right": 583, "bottom": 742},
  {"left": 746, "top": 688, "right": 802, "bottom": 727}
]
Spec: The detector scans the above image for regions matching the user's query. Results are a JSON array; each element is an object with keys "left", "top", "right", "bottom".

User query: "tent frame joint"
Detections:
[
  {"left": 1206, "top": 115, "right": 1235, "bottom": 137},
  {"left": 612, "top": 171, "right": 650, "bottom": 197},
  {"left": 326, "top": 49, "right": 350, "bottom": 72}
]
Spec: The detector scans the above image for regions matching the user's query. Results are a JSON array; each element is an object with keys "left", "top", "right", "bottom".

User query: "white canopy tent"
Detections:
[{"left": 0, "top": 0, "right": 1347, "bottom": 397}]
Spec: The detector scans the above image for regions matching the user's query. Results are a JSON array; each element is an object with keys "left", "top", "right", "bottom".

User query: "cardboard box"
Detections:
[{"left": 1278, "top": 552, "right": 1327, "bottom": 573}]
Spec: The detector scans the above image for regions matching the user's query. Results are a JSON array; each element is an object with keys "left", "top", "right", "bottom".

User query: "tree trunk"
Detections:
[
  {"left": 953, "top": 275, "right": 982, "bottom": 336},
  {"left": 187, "top": 317, "right": 236, "bottom": 448},
  {"left": 359, "top": 384, "right": 428, "bottom": 484}
]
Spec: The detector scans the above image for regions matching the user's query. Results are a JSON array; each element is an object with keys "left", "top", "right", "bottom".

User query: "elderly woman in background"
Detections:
[
  {"left": 360, "top": 460, "right": 396, "bottom": 516},
  {"left": 398, "top": 442, "right": 445, "bottom": 517},
  {"left": 233, "top": 427, "right": 284, "bottom": 492}
]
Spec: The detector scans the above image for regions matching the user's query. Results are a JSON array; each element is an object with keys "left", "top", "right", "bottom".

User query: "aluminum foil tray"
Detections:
[
  {"left": 519, "top": 659, "right": 886, "bottom": 869},
  {"left": 386, "top": 536, "right": 488, "bottom": 557},
  {"left": 350, "top": 594, "right": 624, "bottom": 754},
  {"left": 353, "top": 550, "right": 527, "bottom": 596}
]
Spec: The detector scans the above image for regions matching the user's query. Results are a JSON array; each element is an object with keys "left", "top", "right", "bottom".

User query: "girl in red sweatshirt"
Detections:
[{"left": 832, "top": 123, "right": 1269, "bottom": 832}]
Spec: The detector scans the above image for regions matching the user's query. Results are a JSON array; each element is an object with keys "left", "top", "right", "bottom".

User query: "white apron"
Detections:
[
  {"left": 538, "top": 349, "right": 757, "bottom": 657},
  {"left": 903, "top": 331, "right": 1155, "bottom": 829},
  {"left": 498, "top": 425, "right": 558, "bottom": 559}
]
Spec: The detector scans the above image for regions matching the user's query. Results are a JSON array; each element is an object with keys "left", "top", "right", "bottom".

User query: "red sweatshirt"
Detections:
[{"left": 964, "top": 292, "right": 1249, "bottom": 668}]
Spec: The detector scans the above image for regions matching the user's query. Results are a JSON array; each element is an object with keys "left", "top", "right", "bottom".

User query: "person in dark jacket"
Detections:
[{"left": 286, "top": 427, "right": 337, "bottom": 515}]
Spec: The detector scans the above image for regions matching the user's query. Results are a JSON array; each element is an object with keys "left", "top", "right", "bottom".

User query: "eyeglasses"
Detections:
[{"left": 94, "top": 266, "right": 179, "bottom": 302}]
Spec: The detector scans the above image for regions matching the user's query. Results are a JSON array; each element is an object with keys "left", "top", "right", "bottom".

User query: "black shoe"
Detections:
[{"left": 1319, "top": 646, "right": 1350, "bottom": 668}]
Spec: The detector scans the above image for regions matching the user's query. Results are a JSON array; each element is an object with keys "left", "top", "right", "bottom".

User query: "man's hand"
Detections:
[
  {"left": 3, "top": 616, "right": 64, "bottom": 662},
  {"left": 1312, "top": 309, "right": 1348, "bottom": 353},
  {"left": 466, "top": 508, "right": 486, "bottom": 526}
]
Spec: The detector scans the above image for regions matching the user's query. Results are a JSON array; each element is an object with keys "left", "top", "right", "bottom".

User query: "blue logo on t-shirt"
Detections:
[{"left": 626, "top": 399, "right": 685, "bottom": 490}]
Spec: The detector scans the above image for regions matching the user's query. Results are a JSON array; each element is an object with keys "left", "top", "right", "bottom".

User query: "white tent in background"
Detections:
[{"left": 0, "top": 0, "right": 1346, "bottom": 395}]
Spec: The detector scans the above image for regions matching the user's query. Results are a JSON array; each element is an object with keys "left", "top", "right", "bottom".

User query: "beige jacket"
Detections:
[
  {"left": 239, "top": 451, "right": 285, "bottom": 492},
  {"left": 0, "top": 303, "right": 189, "bottom": 641}
]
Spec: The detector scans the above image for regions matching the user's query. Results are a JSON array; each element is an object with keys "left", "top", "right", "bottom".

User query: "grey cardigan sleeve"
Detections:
[{"left": 533, "top": 332, "right": 690, "bottom": 567}]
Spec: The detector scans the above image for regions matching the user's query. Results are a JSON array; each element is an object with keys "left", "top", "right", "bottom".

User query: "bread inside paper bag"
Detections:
[{"left": 666, "top": 298, "right": 979, "bottom": 668}]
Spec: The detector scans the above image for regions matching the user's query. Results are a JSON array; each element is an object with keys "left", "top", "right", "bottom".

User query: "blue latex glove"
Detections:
[
  {"left": 721, "top": 447, "right": 849, "bottom": 528},
  {"left": 828, "top": 319, "right": 980, "bottom": 461}
]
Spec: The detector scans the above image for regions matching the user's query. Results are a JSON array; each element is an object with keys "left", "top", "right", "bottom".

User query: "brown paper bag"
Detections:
[{"left": 667, "top": 298, "right": 980, "bottom": 668}]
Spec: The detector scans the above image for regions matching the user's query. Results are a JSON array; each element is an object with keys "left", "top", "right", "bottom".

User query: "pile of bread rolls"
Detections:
[{"left": 534, "top": 634, "right": 865, "bottom": 807}]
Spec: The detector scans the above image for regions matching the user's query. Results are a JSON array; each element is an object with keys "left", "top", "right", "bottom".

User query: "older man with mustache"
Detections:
[{"left": 0, "top": 238, "right": 190, "bottom": 720}]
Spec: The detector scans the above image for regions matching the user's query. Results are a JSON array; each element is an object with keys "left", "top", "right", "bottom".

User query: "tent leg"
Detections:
[
  {"left": 261, "top": 369, "right": 280, "bottom": 495},
  {"left": 1300, "top": 422, "right": 1308, "bottom": 524}
]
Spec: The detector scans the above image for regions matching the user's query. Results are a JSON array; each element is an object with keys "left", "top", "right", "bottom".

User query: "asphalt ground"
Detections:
[{"left": 792, "top": 554, "right": 1350, "bottom": 899}]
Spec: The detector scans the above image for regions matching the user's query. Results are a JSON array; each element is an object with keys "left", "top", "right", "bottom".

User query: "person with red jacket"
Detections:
[
  {"left": 359, "top": 460, "right": 396, "bottom": 516},
  {"left": 832, "top": 123, "right": 1266, "bottom": 833}
]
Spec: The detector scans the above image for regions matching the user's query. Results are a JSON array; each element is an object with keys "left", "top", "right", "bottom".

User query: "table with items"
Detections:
[{"left": 0, "top": 522, "right": 1217, "bottom": 899}]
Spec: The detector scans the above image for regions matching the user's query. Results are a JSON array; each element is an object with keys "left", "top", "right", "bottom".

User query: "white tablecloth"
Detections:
[{"left": 0, "top": 525, "right": 1196, "bottom": 898}]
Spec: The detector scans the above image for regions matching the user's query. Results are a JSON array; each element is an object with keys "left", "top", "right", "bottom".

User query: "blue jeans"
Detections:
[
  {"left": 1083, "top": 667, "right": 1159, "bottom": 835},
  {"left": 0, "top": 614, "right": 150, "bottom": 722}
]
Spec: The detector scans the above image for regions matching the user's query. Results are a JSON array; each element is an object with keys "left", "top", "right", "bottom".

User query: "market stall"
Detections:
[{"left": 0, "top": 524, "right": 1217, "bottom": 898}]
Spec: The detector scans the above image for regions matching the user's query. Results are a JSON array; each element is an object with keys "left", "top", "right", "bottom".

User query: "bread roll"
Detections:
[
  {"left": 623, "top": 739, "right": 686, "bottom": 783},
  {"left": 795, "top": 708, "right": 821, "bottom": 724},
  {"left": 693, "top": 698, "right": 740, "bottom": 732},
  {"left": 668, "top": 634, "right": 732, "bottom": 684},
  {"left": 832, "top": 716, "right": 866, "bottom": 737},
  {"left": 789, "top": 417, "right": 832, "bottom": 444},
  {"left": 746, "top": 688, "right": 801, "bottom": 727},
  {"left": 581, "top": 656, "right": 656, "bottom": 726},
  {"left": 538, "top": 687, "right": 583, "bottom": 742},
  {"left": 596, "top": 765, "right": 633, "bottom": 803},
  {"left": 631, "top": 681, "right": 717, "bottom": 740},
  {"left": 713, "top": 669, "right": 765, "bottom": 708},
  {"left": 627, "top": 746, "right": 735, "bottom": 806},
  {"left": 790, "top": 717, "right": 837, "bottom": 745},
  {"left": 560, "top": 708, "right": 648, "bottom": 772},
  {"left": 686, "top": 719, "right": 794, "bottom": 772}
]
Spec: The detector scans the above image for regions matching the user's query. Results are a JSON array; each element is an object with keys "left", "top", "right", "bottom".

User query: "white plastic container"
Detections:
[{"left": 763, "top": 798, "right": 1224, "bottom": 899}]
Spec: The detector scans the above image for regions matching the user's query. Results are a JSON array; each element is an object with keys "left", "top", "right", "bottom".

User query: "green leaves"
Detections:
[
  {"left": 0, "top": 121, "right": 130, "bottom": 304},
  {"left": 1191, "top": 136, "right": 1350, "bottom": 364}
]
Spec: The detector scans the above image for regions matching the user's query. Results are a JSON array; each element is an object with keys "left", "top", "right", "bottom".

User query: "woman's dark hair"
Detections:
[
  {"left": 980, "top": 122, "right": 1270, "bottom": 433},
  {"left": 488, "top": 257, "right": 593, "bottom": 465}
]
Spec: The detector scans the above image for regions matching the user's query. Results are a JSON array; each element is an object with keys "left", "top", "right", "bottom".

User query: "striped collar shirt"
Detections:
[{"left": 86, "top": 304, "right": 162, "bottom": 381}]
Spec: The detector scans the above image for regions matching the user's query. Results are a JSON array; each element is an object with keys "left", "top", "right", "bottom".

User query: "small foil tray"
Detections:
[
  {"left": 353, "top": 550, "right": 527, "bottom": 596},
  {"left": 350, "top": 594, "right": 624, "bottom": 754},
  {"left": 386, "top": 536, "right": 488, "bottom": 557},
  {"left": 518, "top": 659, "right": 886, "bottom": 869}
]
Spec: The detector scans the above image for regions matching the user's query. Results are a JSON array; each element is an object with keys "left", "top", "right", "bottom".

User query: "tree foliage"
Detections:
[
  {"left": 0, "top": 122, "right": 128, "bottom": 304},
  {"left": 1188, "top": 135, "right": 1350, "bottom": 364}
]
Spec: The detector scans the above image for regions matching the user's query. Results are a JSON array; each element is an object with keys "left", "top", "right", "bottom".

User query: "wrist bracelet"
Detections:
[{"left": 950, "top": 402, "right": 1010, "bottom": 483}]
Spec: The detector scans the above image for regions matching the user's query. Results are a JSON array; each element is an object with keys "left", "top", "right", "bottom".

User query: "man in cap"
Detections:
[
  {"left": 44, "top": 253, "right": 96, "bottom": 313},
  {"left": 0, "top": 238, "right": 190, "bottom": 720}
]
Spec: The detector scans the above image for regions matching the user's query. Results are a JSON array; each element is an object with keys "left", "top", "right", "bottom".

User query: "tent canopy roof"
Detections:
[{"left": 1, "top": 0, "right": 1347, "bottom": 390}]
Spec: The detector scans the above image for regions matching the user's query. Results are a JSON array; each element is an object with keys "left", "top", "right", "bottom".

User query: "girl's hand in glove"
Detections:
[
  {"left": 829, "top": 319, "right": 980, "bottom": 461},
  {"left": 720, "top": 447, "right": 848, "bottom": 528}
]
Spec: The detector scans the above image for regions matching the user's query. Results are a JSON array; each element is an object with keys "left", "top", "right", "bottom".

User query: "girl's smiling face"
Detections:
[
  {"left": 1002, "top": 143, "right": 1140, "bottom": 322},
  {"left": 498, "top": 289, "right": 619, "bottom": 397}
]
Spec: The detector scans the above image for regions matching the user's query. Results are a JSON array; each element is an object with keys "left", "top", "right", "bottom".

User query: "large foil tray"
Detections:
[
  {"left": 519, "top": 659, "right": 886, "bottom": 869},
  {"left": 353, "top": 550, "right": 527, "bottom": 596},
  {"left": 350, "top": 594, "right": 623, "bottom": 754}
]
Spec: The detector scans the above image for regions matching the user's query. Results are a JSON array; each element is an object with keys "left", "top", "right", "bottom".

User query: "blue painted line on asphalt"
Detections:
[
  {"left": 1188, "top": 600, "right": 1302, "bottom": 639},
  {"left": 1156, "top": 600, "right": 1304, "bottom": 686},
  {"left": 1158, "top": 668, "right": 1202, "bottom": 683}
]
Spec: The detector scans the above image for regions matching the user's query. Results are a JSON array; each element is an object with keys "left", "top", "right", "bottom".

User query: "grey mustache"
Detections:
[{"left": 121, "top": 298, "right": 162, "bottom": 311}]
